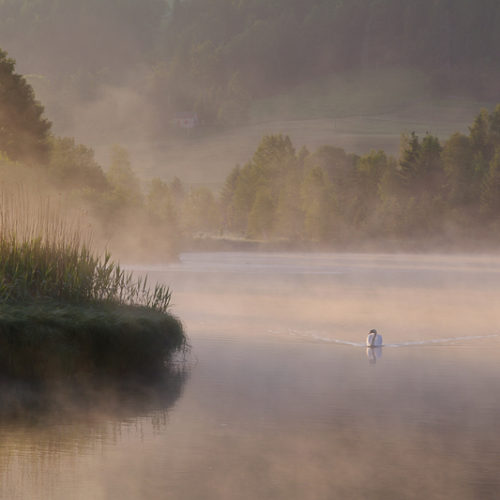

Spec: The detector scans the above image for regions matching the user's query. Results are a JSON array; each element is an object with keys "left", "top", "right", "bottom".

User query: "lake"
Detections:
[{"left": 2, "top": 252, "right": 500, "bottom": 499}]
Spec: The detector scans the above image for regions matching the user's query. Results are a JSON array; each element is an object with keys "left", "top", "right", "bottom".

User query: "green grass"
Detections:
[
  {"left": 130, "top": 68, "right": 495, "bottom": 185},
  {"left": 0, "top": 301, "right": 185, "bottom": 379},
  {"left": 0, "top": 191, "right": 187, "bottom": 379}
]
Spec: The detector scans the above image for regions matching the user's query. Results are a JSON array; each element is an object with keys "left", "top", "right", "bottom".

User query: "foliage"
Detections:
[
  {"left": 0, "top": 301, "right": 186, "bottom": 378},
  {"left": 154, "top": 0, "right": 500, "bottom": 124},
  {"left": 48, "top": 136, "right": 108, "bottom": 190},
  {"left": 215, "top": 105, "right": 500, "bottom": 248},
  {"left": 146, "top": 177, "right": 179, "bottom": 231},
  {"left": 0, "top": 48, "right": 51, "bottom": 163},
  {"left": 0, "top": 192, "right": 172, "bottom": 312},
  {"left": 107, "top": 145, "right": 143, "bottom": 205},
  {"left": 4, "top": 32, "right": 500, "bottom": 252},
  {"left": 2, "top": 1, "right": 500, "bottom": 129},
  {"left": 0, "top": 0, "right": 167, "bottom": 77},
  {"left": 182, "top": 186, "right": 220, "bottom": 234}
]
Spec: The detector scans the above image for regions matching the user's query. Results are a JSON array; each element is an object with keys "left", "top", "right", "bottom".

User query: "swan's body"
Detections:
[{"left": 366, "top": 329, "right": 383, "bottom": 347}]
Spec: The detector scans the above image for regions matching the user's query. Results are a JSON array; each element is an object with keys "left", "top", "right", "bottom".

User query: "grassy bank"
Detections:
[
  {"left": 0, "top": 193, "right": 186, "bottom": 379},
  {"left": 0, "top": 301, "right": 185, "bottom": 378}
]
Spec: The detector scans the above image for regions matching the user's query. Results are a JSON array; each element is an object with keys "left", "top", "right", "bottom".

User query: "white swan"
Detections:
[{"left": 366, "top": 328, "right": 383, "bottom": 347}]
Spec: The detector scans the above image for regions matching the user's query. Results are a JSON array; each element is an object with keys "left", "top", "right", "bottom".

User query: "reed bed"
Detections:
[
  {"left": 0, "top": 191, "right": 186, "bottom": 378},
  {"left": 0, "top": 192, "right": 172, "bottom": 311}
]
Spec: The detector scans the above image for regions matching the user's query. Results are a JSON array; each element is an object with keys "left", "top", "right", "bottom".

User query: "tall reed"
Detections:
[{"left": 0, "top": 191, "right": 172, "bottom": 312}]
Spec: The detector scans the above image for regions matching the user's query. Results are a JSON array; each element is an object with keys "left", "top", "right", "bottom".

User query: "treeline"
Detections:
[
  {"left": 214, "top": 105, "right": 500, "bottom": 248},
  {"left": 99, "top": 103, "right": 500, "bottom": 250},
  {"left": 1, "top": 0, "right": 500, "bottom": 128},
  {"left": 4, "top": 45, "right": 500, "bottom": 253}
]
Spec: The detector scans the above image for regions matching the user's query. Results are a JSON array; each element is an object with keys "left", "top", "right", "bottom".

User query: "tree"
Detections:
[
  {"left": 489, "top": 104, "right": 500, "bottom": 147},
  {"left": 352, "top": 150, "right": 390, "bottom": 230},
  {"left": 398, "top": 132, "right": 444, "bottom": 196},
  {"left": 48, "top": 136, "right": 108, "bottom": 190},
  {"left": 398, "top": 132, "right": 421, "bottom": 191},
  {"left": 480, "top": 147, "right": 500, "bottom": 217},
  {"left": 230, "top": 163, "right": 260, "bottom": 233},
  {"left": 419, "top": 134, "right": 445, "bottom": 192},
  {"left": 252, "top": 134, "right": 295, "bottom": 172},
  {"left": 247, "top": 187, "right": 275, "bottom": 238},
  {"left": 300, "top": 165, "right": 336, "bottom": 241},
  {"left": 442, "top": 133, "right": 475, "bottom": 205},
  {"left": 107, "top": 145, "right": 142, "bottom": 205},
  {"left": 469, "top": 108, "right": 493, "bottom": 160},
  {"left": 0, "top": 48, "right": 51, "bottom": 164},
  {"left": 305, "top": 145, "right": 358, "bottom": 224},
  {"left": 220, "top": 165, "right": 241, "bottom": 232},
  {"left": 274, "top": 166, "right": 304, "bottom": 240},
  {"left": 182, "top": 186, "right": 220, "bottom": 234},
  {"left": 147, "top": 178, "right": 179, "bottom": 231}
]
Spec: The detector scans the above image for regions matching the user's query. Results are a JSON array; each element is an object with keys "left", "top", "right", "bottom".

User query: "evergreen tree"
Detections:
[
  {"left": 398, "top": 132, "right": 444, "bottom": 196},
  {"left": 480, "top": 147, "right": 500, "bottom": 217},
  {"left": 442, "top": 133, "right": 475, "bottom": 205}
]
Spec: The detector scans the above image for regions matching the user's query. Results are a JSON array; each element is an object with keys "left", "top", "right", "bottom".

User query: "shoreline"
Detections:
[
  {"left": 0, "top": 301, "right": 187, "bottom": 379},
  {"left": 186, "top": 235, "right": 500, "bottom": 255}
]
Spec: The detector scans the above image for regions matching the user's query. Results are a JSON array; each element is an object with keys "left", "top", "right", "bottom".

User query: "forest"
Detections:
[
  {"left": 0, "top": 0, "right": 499, "bottom": 129},
  {"left": 216, "top": 107, "right": 500, "bottom": 249},
  {"left": 2, "top": 46, "right": 500, "bottom": 253}
]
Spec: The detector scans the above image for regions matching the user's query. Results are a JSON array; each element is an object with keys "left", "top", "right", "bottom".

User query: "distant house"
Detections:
[{"left": 171, "top": 112, "right": 199, "bottom": 129}]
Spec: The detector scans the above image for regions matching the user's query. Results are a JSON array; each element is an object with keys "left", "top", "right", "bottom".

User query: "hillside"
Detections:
[
  {"left": 104, "top": 70, "right": 493, "bottom": 186},
  {"left": 1, "top": 0, "right": 499, "bottom": 183}
]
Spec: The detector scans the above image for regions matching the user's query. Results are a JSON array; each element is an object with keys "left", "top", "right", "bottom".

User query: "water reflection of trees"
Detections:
[{"left": 0, "top": 367, "right": 189, "bottom": 500}]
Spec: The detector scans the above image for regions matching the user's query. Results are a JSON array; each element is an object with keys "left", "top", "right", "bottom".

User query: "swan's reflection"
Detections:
[{"left": 366, "top": 346, "right": 383, "bottom": 364}]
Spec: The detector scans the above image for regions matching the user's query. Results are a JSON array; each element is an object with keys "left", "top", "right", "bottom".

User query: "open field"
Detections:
[
  {"left": 50, "top": 67, "right": 494, "bottom": 188},
  {"left": 106, "top": 98, "right": 493, "bottom": 190}
]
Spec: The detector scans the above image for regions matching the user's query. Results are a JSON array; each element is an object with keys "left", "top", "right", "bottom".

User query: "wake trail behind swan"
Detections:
[
  {"left": 384, "top": 334, "right": 500, "bottom": 347},
  {"left": 279, "top": 330, "right": 499, "bottom": 347}
]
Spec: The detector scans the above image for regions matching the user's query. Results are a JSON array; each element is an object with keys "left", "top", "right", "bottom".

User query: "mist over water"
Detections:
[
  {"left": 153, "top": 252, "right": 500, "bottom": 344},
  {"left": 2, "top": 252, "right": 500, "bottom": 499}
]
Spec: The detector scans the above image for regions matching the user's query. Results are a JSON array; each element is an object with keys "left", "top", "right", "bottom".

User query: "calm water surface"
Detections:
[{"left": 2, "top": 252, "right": 500, "bottom": 499}]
